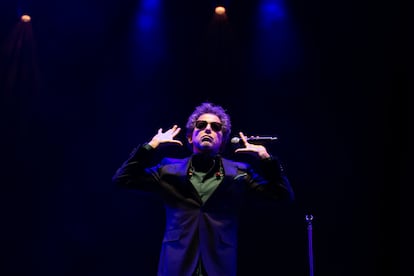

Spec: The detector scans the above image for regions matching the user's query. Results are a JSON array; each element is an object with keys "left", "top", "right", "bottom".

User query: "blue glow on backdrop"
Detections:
[
  {"left": 251, "top": 0, "right": 301, "bottom": 78},
  {"left": 132, "top": 0, "right": 166, "bottom": 75},
  {"left": 259, "top": 0, "right": 286, "bottom": 26},
  {"left": 137, "top": 0, "right": 161, "bottom": 31}
]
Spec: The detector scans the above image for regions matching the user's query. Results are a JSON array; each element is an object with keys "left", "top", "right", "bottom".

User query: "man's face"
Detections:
[{"left": 188, "top": 113, "right": 223, "bottom": 155}]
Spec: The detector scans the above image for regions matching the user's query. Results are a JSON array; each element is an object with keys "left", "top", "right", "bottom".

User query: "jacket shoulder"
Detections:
[
  {"left": 221, "top": 157, "right": 250, "bottom": 170},
  {"left": 160, "top": 157, "right": 189, "bottom": 165}
]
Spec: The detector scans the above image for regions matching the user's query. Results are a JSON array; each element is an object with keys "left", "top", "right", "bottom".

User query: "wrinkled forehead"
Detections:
[{"left": 197, "top": 113, "right": 221, "bottom": 123}]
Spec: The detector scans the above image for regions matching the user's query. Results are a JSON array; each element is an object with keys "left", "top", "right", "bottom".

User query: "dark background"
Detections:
[{"left": 1, "top": 0, "right": 405, "bottom": 275}]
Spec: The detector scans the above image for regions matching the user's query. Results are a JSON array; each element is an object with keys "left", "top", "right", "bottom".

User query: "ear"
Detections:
[{"left": 187, "top": 136, "right": 193, "bottom": 144}]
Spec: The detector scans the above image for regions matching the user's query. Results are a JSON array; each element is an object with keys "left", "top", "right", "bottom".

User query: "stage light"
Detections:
[
  {"left": 215, "top": 6, "right": 226, "bottom": 15},
  {"left": 21, "top": 14, "right": 31, "bottom": 23}
]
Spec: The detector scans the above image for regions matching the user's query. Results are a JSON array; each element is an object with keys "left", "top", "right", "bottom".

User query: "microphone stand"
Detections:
[{"left": 305, "top": 214, "right": 314, "bottom": 276}]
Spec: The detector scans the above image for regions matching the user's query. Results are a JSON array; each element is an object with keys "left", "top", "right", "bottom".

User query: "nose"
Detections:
[{"left": 204, "top": 124, "right": 212, "bottom": 133}]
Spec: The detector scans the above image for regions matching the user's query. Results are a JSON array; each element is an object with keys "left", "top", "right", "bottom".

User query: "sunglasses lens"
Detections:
[
  {"left": 195, "top": 121, "right": 207, "bottom": 130},
  {"left": 195, "top": 121, "right": 222, "bottom": 132},
  {"left": 211, "top": 122, "right": 222, "bottom": 132}
]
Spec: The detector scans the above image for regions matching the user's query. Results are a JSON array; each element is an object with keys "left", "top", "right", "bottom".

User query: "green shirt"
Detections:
[{"left": 189, "top": 166, "right": 223, "bottom": 204}]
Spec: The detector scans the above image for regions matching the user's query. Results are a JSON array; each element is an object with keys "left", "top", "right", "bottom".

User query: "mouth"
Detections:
[{"left": 201, "top": 136, "right": 213, "bottom": 142}]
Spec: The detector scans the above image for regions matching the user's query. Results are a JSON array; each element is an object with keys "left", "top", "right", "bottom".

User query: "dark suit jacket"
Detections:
[{"left": 112, "top": 145, "right": 294, "bottom": 276}]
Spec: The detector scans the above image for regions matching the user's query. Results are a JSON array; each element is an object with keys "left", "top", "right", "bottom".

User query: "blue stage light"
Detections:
[{"left": 259, "top": 0, "right": 286, "bottom": 27}]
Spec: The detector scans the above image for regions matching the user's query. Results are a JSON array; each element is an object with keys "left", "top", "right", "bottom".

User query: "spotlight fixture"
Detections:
[
  {"left": 215, "top": 6, "right": 226, "bottom": 15},
  {"left": 21, "top": 14, "right": 31, "bottom": 22}
]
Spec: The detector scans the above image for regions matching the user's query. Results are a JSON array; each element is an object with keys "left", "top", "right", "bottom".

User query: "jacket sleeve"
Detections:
[
  {"left": 247, "top": 156, "right": 295, "bottom": 201},
  {"left": 112, "top": 144, "right": 161, "bottom": 192}
]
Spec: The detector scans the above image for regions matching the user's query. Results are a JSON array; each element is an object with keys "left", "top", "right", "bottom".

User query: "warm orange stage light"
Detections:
[
  {"left": 215, "top": 6, "right": 226, "bottom": 15},
  {"left": 21, "top": 14, "right": 31, "bottom": 23}
]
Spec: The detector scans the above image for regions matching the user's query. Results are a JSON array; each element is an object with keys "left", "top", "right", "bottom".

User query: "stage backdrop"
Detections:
[{"left": 1, "top": 1, "right": 402, "bottom": 276}]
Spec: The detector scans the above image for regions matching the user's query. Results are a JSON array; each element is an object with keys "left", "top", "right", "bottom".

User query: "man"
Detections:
[{"left": 112, "top": 102, "right": 294, "bottom": 276}]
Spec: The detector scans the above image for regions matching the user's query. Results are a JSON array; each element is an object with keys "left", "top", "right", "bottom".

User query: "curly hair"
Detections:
[{"left": 186, "top": 102, "right": 232, "bottom": 151}]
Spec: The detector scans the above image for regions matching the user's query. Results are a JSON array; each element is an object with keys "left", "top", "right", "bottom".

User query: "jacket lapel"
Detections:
[
  {"left": 175, "top": 157, "right": 203, "bottom": 205},
  {"left": 221, "top": 158, "right": 238, "bottom": 177}
]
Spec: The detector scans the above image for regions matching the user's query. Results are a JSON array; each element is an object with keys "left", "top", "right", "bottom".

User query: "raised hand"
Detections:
[
  {"left": 234, "top": 132, "right": 271, "bottom": 159},
  {"left": 148, "top": 125, "right": 183, "bottom": 149}
]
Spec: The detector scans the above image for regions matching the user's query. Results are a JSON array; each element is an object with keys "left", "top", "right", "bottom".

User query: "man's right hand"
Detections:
[{"left": 148, "top": 125, "right": 183, "bottom": 149}]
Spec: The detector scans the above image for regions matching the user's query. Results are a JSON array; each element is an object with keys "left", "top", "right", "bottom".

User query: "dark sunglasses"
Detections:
[{"left": 195, "top": 120, "right": 223, "bottom": 132}]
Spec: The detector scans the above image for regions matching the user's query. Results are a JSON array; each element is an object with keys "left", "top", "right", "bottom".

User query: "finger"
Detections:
[
  {"left": 239, "top": 132, "right": 248, "bottom": 144},
  {"left": 173, "top": 140, "right": 183, "bottom": 146},
  {"left": 168, "top": 125, "right": 178, "bottom": 134},
  {"left": 158, "top": 128, "right": 163, "bottom": 134},
  {"left": 234, "top": 148, "right": 249, "bottom": 154},
  {"left": 172, "top": 127, "right": 181, "bottom": 137}
]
